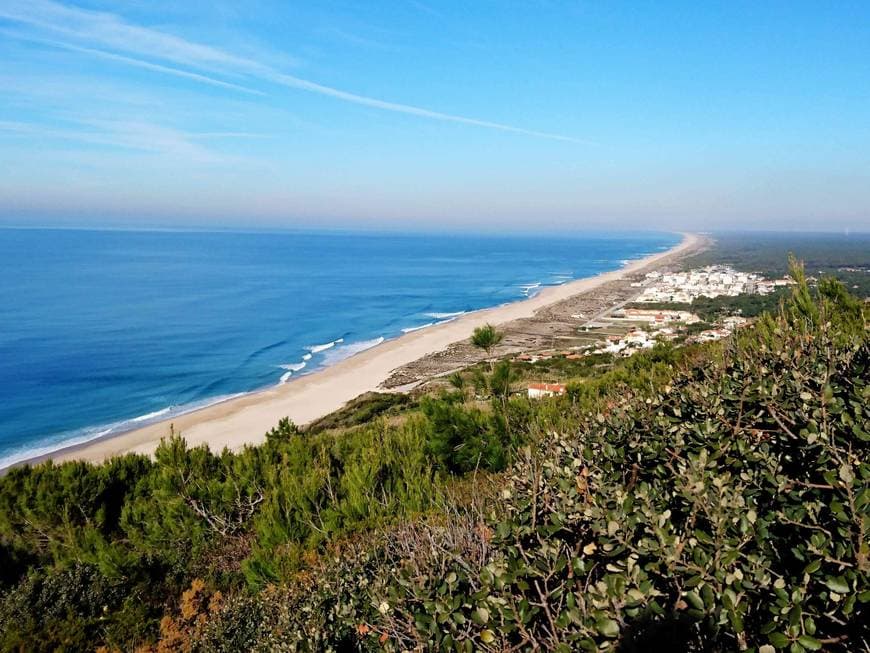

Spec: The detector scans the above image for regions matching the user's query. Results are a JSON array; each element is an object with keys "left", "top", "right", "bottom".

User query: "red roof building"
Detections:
[{"left": 527, "top": 383, "right": 567, "bottom": 398}]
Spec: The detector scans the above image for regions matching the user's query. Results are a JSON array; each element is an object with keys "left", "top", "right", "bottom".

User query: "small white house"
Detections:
[{"left": 527, "top": 383, "right": 567, "bottom": 399}]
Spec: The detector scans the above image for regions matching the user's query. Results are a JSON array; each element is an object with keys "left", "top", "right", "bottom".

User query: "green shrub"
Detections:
[
  {"left": 191, "top": 265, "right": 868, "bottom": 652},
  {"left": 369, "top": 269, "right": 868, "bottom": 651},
  {"left": 0, "top": 564, "right": 131, "bottom": 652},
  {"left": 244, "top": 418, "right": 438, "bottom": 587}
]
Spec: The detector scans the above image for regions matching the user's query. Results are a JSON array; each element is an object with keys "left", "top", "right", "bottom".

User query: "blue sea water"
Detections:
[{"left": 0, "top": 228, "right": 679, "bottom": 467}]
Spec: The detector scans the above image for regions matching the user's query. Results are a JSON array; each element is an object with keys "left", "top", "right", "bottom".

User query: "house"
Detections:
[
  {"left": 527, "top": 383, "right": 567, "bottom": 399},
  {"left": 693, "top": 328, "right": 731, "bottom": 342},
  {"left": 722, "top": 316, "right": 748, "bottom": 329},
  {"left": 621, "top": 308, "right": 700, "bottom": 324}
]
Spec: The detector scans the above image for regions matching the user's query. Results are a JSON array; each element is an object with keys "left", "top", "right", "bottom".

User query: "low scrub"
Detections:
[{"left": 184, "top": 264, "right": 868, "bottom": 651}]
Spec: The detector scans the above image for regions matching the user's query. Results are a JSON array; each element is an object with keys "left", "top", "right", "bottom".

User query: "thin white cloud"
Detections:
[
  {"left": 269, "top": 72, "right": 589, "bottom": 144},
  {"left": 0, "top": 29, "right": 266, "bottom": 96},
  {"left": 0, "top": 0, "right": 587, "bottom": 144},
  {"left": 0, "top": 0, "right": 276, "bottom": 75}
]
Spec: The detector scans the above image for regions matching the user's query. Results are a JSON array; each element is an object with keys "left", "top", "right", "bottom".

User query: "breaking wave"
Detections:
[
  {"left": 306, "top": 338, "right": 344, "bottom": 354},
  {"left": 320, "top": 337, "right": 385, "bottom": 366},
  {"left": 424, "top": 310, "right": 467, "bottom": 319}
]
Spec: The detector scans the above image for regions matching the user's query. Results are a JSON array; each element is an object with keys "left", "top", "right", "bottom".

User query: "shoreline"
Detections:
[{"left": 8, "top": 232, "right": 702, "bottom": 470}]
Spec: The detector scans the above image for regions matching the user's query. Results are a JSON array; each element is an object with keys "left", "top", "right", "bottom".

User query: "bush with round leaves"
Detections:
[{"left": 187, "top": 267, "right": 867, "bottom": 651}]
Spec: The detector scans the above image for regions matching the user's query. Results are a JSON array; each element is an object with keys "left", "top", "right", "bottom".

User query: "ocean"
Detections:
[{"left": 0, "top": 228, "right": 679, "bottom": 467}]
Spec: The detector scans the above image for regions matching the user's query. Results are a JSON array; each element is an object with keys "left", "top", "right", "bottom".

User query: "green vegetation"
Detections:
[
  {"left": 471, "top": 323, "right": 504, "bottom": 364},
  {"left": 513, "top": 351, "right": 615, "bottom": 381},
  {"left": 0, "top": 262, "right": 867, "bottom": 652},
  {"left": 304, "top": 391, "right": 413, "bottom": 434}
]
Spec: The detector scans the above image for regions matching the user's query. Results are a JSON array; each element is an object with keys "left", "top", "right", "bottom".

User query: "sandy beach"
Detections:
[{"left": 20, "top": 232, "right": 703, "bottom": 467}]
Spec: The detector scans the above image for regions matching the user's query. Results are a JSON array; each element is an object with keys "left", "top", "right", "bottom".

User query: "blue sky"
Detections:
[{"left": 1, "top": 1, "right": 868, "bottom": 232}]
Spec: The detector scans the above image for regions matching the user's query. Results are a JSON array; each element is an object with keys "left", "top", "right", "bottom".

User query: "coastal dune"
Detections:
[{"left": 39, "top": 233, "right": 701, "bottom": 466}]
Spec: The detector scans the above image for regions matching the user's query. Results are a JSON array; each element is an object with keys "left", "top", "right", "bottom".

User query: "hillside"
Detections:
[{"left": 0, "top": 262, "right": 867, "bottom": 652}]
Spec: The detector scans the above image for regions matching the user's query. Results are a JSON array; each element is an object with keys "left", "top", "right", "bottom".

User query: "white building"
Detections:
[
  {"left": 636, "top": 266, "right": 768, "bottom": 303},
  {"left": 528, "top": 383, "right": 567, "bottom": 399},
  {"left": 595, "top": 330, "right": 657, "bottom": 356},
  {"left": 616, "top": 308, "right": 701, "bottom": 325}
]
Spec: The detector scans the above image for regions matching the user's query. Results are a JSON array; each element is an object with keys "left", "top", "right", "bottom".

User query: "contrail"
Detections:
[
  {"left": 0, "top": 30, "right": 266, "bottom": 97},
  {"left": 270, "top": 73, "right": 591, "bottom": 144},
  {"left": 2, "top": 0, "right": 588, "bottom": 143}
]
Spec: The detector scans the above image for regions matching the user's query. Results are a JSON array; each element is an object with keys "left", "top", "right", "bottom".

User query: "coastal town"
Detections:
[
  {"left": 517, "top": 264, "right": 793, "bottom": 398},
  {"left": 631, "top": 265, "right": 792, "bottom": 303},
  {"left": 586, "top": 265, "right": 789, "bottom": 344},
  {"left": 586, "top": 265, "right": 789, "bottom": 351}
]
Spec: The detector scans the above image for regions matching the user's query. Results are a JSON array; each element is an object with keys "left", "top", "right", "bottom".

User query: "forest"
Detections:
[{"left": 0, "top": 261, "right": 867, "bottom": 652}]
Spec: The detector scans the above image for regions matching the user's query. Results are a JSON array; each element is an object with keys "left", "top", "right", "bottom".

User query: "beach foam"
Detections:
[
  {"left": 424, "top": 310, "right": 467, "bottom": 319},
  {"left": 130, "top": 407, "right": 172, "bottom": 423},
  {"left": 519, "top": 282, "right": 542, "bottom": 297},
  {"left": 307, "top": 338, "right": 344, "bottom": 354},
  {"left": 278, "top": 361, "right": 307, "bottom": 383},
  {"left": 403, "top": 313, "right": 465, "bottom": 333},
  {"left": 320, "top": 336, "right": 385, "bottom": 366},
  {"left": 401, "top": 322, "right": 435, "bottom": 333}
]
